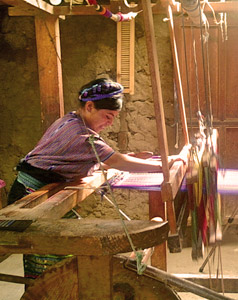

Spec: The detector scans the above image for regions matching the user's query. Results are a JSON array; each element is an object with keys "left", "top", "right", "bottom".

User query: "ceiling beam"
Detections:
[
  {"left": 7, "top": 1, "right": 238, "bottom": 18},
  {"left": 8, "top": 1, "right": 160, "bottom": 17},
  {"left": 3, "top": 0, "right": 54, "bottom": 14},
  {"left": 158, "top": 0, "right": 238, "bottom": 13}
]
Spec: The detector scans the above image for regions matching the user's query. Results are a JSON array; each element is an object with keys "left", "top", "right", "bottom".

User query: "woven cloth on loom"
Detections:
[
  {"left": 109, "top": 172, "right": 164, "bottom": 191},
  {"left": 217, "top": 169, "right": 238, "bottom": 194},
  {"left": 109, "top": 172, "right": 187, "bottom": 191}
]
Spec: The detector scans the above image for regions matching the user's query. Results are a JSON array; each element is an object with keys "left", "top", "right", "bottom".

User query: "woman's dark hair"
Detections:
[{"left": 78, "top": 78, "right": 123, "bottom": 111}]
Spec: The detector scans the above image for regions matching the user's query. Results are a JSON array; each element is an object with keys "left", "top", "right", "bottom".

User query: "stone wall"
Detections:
[{"left": 0, "top": 7, "right": 180, "bottom": 219}]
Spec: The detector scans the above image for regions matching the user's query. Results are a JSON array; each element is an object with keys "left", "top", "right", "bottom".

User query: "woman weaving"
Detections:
[{"left": 8, "top": 78, "right": 182, "bottom": 281}]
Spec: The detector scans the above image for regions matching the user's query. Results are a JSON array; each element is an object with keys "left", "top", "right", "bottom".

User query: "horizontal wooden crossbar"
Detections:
[{"left": 0, "top": 219, "right": 169, "bottom": 256}]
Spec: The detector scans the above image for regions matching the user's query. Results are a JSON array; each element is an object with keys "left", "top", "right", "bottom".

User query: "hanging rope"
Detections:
[
  {"left": 196, "top": 0, "right": 217, "bottom": 135},
  {"left": 202, "top": 0, "right": 228, "bottom": 42},
  {"left": 88, "top": 134, "right": 146, "bottom": 275},
  {"left": 181, "top": 9, "right": 193, "bottom": 136}
]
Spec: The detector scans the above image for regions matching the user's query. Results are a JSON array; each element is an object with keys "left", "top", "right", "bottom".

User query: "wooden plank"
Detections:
[
  {"left": 77, "top": 255, "right": 113, "bottom": 300},
  {"left": 21, "top": 254, "right": 179, "bottom": 300},
  {"left": 159, "top": 0, "right": 238, "bottom": 14},
  {"left": 21, "top": 256, "right": 79, "bottom": 300},
  {"left": 141, "top": 0, "right": 170, "bottom": 182},
  {"left": 35, "top": 14, "right": 64, "bottom": 131},
  {"left": 53, "top": 4, "right": 126, "bottom": 16},
  {"left": 161, "top": 144, "right": 189, "bottom": 202},
  {"left": 0, "top": 273, "right": 34, "bottom": 285},
  {"left": 0, "top": 183, "right": 62, "bottom": 217},
  {"left": 8, "top": 1, "right": 238, "bottom": 17},
  {"left": 174, "top": 274, "right": 238, "bottom": 293},
  {"left": 0, "top": 171, "right": 113, "bottom": 220},
  {"left": 0, "top": 219, "right": 169, "bottom": 256},
  {"left": 3, "top": 0, "right": 54, "bottom": 14},
  {"left": 149, "top": 191, "right": 167, "bottom": 271},
  {"left": 9, "top": 7, "right": 38, "bottom": 16}
]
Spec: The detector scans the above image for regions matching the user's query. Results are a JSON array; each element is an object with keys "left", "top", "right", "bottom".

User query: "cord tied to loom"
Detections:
[{"left": 88, "top": 134, "right": 147, "bottom": 275}]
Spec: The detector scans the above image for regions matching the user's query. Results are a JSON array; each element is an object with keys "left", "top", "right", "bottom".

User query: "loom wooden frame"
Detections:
[{"left": 1, "top": 0, "right": 237, "bottom": 297}]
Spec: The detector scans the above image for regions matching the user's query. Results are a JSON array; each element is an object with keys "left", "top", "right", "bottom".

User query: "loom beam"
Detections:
[
  {"left": 142, "top": 0, "right": 191, "bottom": 262},
  {"left": 0, "top": 218, "right": 172, "bottom": 299}
]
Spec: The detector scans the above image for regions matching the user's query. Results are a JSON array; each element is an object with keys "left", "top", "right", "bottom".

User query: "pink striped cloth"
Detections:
[{"left": 217, "top": 169, "right": 238, "bottom": 194}]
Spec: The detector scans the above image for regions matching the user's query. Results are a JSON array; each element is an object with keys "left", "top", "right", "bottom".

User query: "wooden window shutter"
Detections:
[{"left": 117, "top": 19, "right": 135, "bottom": 95}]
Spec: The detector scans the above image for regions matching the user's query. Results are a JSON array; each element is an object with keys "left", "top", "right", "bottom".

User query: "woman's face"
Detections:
[{"left": 83, "top": 102, "right": 119, "bottom": 133}]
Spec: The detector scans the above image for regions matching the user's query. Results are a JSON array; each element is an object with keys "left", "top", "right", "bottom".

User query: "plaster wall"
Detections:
[{"left": 0, "top": 8, "right": 180, "bottom": 219}]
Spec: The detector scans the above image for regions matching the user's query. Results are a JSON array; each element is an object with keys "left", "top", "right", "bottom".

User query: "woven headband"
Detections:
[{"left": 79, "top": 82, "right": 124, "bottom": 102}]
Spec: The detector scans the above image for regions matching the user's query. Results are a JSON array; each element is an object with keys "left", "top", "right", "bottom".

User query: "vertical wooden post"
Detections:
[
  {"left": 35, "top": 15, "right": 64, "bottom": 132},
  {"left": 149, "top": 191, "right": 167, "bottom": 271},
  {"left": 167, "top": 5, "right": 189, "bottom": 145},
  {"left": 142, "top": 0, "right": 182, "bottom": 264},
  {"left": 141, "top": 0, "right": 170, "bottom": 182},
  {"left": 77, "top": 255, "right": 113, "bottom": 300}
]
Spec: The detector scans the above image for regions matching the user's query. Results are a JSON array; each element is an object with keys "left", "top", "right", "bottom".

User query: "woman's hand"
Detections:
[
  {"left": 127, "top": 151, "right": 154, "bottom": 159},
  {"left": 168, "top": 155, "right": 187, "bottom": 168}
]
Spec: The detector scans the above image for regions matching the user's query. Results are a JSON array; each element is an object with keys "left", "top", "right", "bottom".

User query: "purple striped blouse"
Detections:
[{"left": 25, "top": 112, "right": 114, "bottom": 180}]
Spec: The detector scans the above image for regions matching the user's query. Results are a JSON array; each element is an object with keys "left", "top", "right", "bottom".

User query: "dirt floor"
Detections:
[
  {"left": 0, "top": 226, "right": 237, "bottom": 300},
  {"left": 167, "top": 225, "right": 238, "bottom": 300},
  {"left": 167, "top": 228, "right": 238, "bottom": 300}
]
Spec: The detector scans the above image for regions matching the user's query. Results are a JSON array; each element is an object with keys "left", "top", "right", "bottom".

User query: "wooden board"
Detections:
[
  {"left": 20, "top": 255, "right": 180, "bottom": 300},
  {"left": 0, "top": 219, "right": 169, "bottom": 256},
  {"left": 0, "top": 171, "right": 115, "bottom": 220}
]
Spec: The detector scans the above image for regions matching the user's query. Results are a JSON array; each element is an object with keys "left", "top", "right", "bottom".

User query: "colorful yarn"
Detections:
[
  {"left": 103, "top": 8, "right": 113, "bottom": 18},
  {"left": 96, "top": 5, "right": 113, "bottom": 19},
  {"left": 80, "top": 90, "right": 123, "bottom": 101},
  {"left": 79, "top": 82, "right": 124, "bottom": 102},
  {"left": 93, "top": 3, "right": 137, "bottom": 22}
]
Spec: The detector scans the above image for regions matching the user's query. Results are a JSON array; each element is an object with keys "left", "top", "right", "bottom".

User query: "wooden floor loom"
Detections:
[
  {"left": 0, "top": 163, "right": 234, "bottom": 300},
  {"left": 0, "top": 0, "right": 236, "bottom": 299}
]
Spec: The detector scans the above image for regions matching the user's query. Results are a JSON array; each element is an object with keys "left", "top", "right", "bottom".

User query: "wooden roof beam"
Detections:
[
  {"left": 8, "top": 1, "right": 238, "bottom": 17},
  {"left": 159, "top": 0, "right": 238, "bottom": 14},
  {"left": 8, "top": 1, "right": 160, "bottom": 17},
  {"left": 4, "top": 0, "right": 54, "bottom": 14}
]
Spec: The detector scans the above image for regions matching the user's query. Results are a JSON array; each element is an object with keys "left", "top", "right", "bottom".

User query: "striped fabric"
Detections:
[
  {"left": 25, "top": 112, "right": 114, "bottom": 180},
  {"left": 17, "top": 171, "right": 46, "bottom": 193},
  {"left": 23, "top": 254, "right": 73, "bottom": 280}
]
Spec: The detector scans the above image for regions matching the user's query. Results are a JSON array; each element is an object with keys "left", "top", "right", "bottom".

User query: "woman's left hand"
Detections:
[
  {"left": 168, "top": 155, "right": 187, "bottom": 168},
  {"left": 127, "top": 151, "right": 154, "bottom": 159}
]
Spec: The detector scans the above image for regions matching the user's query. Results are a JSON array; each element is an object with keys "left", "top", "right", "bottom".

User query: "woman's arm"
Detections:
[
  {"left": 103, "top": 152, "right": 185, "bottom": 173},
  {"left": 103, "top": 152, "right": 162, "bottom": 173}
]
